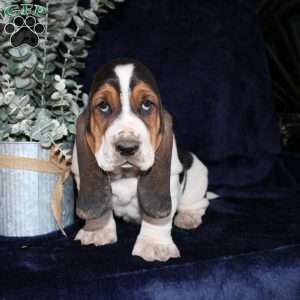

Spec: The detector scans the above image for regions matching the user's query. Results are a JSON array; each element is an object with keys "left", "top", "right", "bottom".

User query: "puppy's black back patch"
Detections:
[
  {"left": 178, "top": 147, "right": 193, "bottom": 190},
  {"left": 177, "top": 146, "right": 194, "bottom": 171}
]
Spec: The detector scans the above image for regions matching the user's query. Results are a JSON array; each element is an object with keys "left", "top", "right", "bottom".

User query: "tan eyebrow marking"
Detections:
[
  {"left": 91, "top": 83, "right": 120, "bottom": 110},
  {"left": 87, "top": 83, "right": 121, "bottom": 154},
  {"left": 131, "top": 82, "right": 159, "bottom": 107},
  {"left": 130, "top": 82, "right": 161, "bottom": 151}
]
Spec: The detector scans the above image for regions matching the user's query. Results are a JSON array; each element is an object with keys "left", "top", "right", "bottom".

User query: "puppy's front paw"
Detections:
[
  {"left": 132, "top": 238, "right": 180, "bottom": 262},
  {"left": 74, "top": 223, "right": 117, "bottom": 246},
  {"left": 174, "top": 210, "right": 203, "bottom": 229}
]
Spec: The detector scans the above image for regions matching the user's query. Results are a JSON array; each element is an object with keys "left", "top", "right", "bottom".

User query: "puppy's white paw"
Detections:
[
  {"left": 174, "top": 210, "right": 203, "bottom": 229},
  {"left": 132, "top": 238, "right": 180, "bottom": 262},
  {"left": 74, "top": 223, "right": 117, "bottom": 246}
]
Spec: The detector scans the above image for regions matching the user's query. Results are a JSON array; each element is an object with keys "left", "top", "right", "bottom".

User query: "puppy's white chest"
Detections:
[{"left": 111, "top": 177, "right": 141, "bottom": 223}]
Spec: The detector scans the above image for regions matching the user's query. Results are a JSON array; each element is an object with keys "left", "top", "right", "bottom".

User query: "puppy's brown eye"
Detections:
[
  {"left": 140, "top": 99, "right": 153, "bottom": 113},
  {"left": 97, "top": 101, "right": 111, "bottom": 114}
]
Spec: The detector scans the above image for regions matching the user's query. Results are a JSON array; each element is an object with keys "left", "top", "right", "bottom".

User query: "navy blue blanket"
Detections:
[
  {"left": 0, "top": 185, "right": 299, "bottom": 299},
  {"left": 1, "top": 0, "right": 300, "bottom": 299}
]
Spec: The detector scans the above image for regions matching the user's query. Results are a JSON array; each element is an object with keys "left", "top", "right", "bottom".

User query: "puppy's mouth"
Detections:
[{"left": 121, "top": 161, "right": 135, "bottom": 169}]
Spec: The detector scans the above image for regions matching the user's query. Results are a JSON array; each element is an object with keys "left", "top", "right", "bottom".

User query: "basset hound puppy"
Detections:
[{"left": 71, "top": 58, "right": 209, "bottom": 262}]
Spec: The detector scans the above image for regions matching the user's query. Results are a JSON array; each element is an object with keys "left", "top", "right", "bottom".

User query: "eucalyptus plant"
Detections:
[{"left": 0, "top": 0, "right": 124, "bottom": 159}]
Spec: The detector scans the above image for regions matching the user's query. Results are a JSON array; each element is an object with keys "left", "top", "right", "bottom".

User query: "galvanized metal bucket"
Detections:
[{"left": 0, "top": 142, "right": 74, "bottom": 237}]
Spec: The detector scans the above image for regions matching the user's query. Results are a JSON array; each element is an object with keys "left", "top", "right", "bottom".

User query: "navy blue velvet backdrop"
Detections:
[
  {"left": 79, "top": 0, "right": 281, "bottom": 191},
  {"left": 0, "top": 0, "right": 299, "bottom": 299}
]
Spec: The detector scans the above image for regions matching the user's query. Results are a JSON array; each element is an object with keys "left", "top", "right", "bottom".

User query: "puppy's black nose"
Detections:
[{"left": 115, "top": 140, "right": 139, "bottom": 156}]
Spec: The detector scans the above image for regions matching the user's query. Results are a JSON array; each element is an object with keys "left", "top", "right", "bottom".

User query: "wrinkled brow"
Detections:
[{"left": 90, "top": 83, "right": 120, "bottom": 109}]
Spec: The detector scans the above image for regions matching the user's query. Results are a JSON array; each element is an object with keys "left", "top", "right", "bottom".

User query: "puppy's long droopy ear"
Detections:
[
  {"left": 75, "top": 110, "right": 112, "bottom": 220},
  {"left": 137, "top": 110, "right": 173, "bottom": 219}
]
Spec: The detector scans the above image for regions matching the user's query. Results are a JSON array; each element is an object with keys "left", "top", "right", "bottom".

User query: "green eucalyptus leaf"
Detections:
[
  {"left": 65, "top": 79, "right": 77, "bottom": 87},
  {"left": 96, "top": 8, "right": 109, "bottom": 14},
  {"left": 51, "top": 100, "right": 70, "bottom": 107},
  {"left": 73, "top": 15, "right": 85, "bottom": 29},
  {"left": 0, "top": 109, "right": 8, "bottom": 121},
  {"left": 51, "top": 10, "right": 68, "bottom": 20},
  {"left": 103, "top": 0, "right": 116, "bottom": 9},
  {"left": 20, "top": 67, "right": 36, "bottom": 78},
  {"left": 63, "top": 28, "right": 75, "bottom": 37},
  {"left": 15, "top": 77, "right": 31, "bottom": 89},
  {"left": 70, "top": 101, "right": 80, "bottom": 116},
  {"left": 0, "top": 40, "right": 12, "bottom": 51},
  {"left": 64, "top": 69, "right": 79, "bottom": 77},
  {"left": 10, "top": 119, "right": 33, "bottom": 135},
  {"left": 40, "top": 139, "right": 53, "bottom": 148},
  {"left": 74, "top": 49, "right": 88, "bottom": 58},
  {"left": 51, "top": 91, "right": 61, "bottom": 100},
  {"left": 8, "top": 46, "right": 31, "bottom": 61},
  {"left": 54, "top": 79, "right": 66, "bottom": 92},
  {"left": 45, "top": 53, "right": 57, "bottom": 62},
  {"left": 52, "top": 123, "right": 68, "bottom": 140},
  {"left": 72, "top": 40, "right": 86, "bottom": 51},
  {"left": 77, "top": 34, "right": 94, "bottom": 41},
  {"left": 24, "top": 54, "right": 38, "bottom": 69},
  {"left": 67, "top": 124, "right": 76, "bottom": 134},
  {"left": 83, "top": 9, "right": 99, "bottom": 24},
  {"left": 0, "top": 124, "right": 10, "bottom": 140},
  {"left": 7, "top": 62, "right": 23, "bottom": 76}
]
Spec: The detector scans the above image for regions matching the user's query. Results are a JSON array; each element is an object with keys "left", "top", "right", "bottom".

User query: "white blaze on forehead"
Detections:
[
  {"left": 94, "top": 63, "right": 155, "bottom": 172},
  {"left": 114, "top": 64, "right": 134, "bottom": 113}
]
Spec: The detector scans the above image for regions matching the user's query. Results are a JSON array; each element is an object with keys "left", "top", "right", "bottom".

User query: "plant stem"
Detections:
[
  {"left": 61, "top": 27, "right": 80, "bottom": 79},
  {"left": 41, "top": 2, "right": 50, "bottom": 108}
]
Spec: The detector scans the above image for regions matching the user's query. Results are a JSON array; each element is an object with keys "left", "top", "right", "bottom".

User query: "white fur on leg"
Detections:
[
  {"left": 132, "top": 173, "right": 180, "bottom": 262},
  {"left": 74, "top": 213, "right": 117, "bottom": 246},
  {"left": 132, "top": 218, "right": 180, "bottom": 262},
  {"left": 175, "top": 153, "right": 209, "bottom": 229}
]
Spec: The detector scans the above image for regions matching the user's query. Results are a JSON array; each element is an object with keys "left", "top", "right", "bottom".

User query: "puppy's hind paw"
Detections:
[{"left": 174, "top": 210, "right": 203, "bottom": 230}]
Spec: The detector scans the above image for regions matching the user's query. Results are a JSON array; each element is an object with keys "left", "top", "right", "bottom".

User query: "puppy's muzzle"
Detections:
[{"left": 115, "top": 139, "right": 140, "bottom": 156}]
